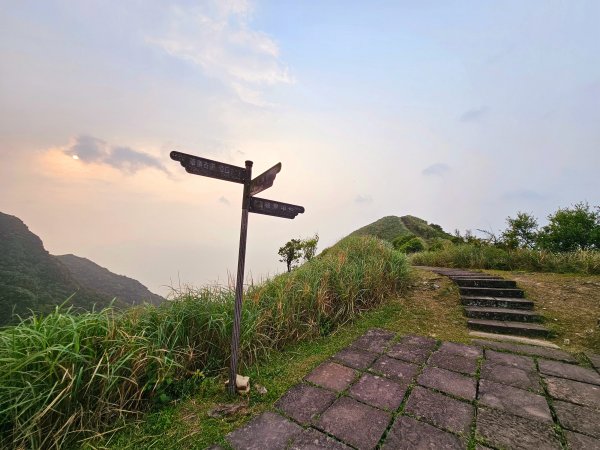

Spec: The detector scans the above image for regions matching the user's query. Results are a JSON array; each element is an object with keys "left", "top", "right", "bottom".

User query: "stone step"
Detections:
[
  {"left": 454, "top": 279, "right": 517, "bottom": 289},
  {"left": 467, "top": 319, "right": 550, "bottom": 337},
  {"left": 464, "top": 306, "right": 541, "bottom": 322},
  {"left": 447, "top": 274, "right": 502, "bottom": 279},
  {"left": 461, "top": 296, "right": 534, "bottom": 310},
  {"left": 433, "top": 271, "right": 493, "bottom": 277},
  {"left": 459, "top": 286, "right": 524, "bottom": 298}
]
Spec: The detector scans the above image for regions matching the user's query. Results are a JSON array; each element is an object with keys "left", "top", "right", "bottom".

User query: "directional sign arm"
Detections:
[
  {"left": 170, "top": 151, "right": 249, "bottom": 184},
  {"left": 249, "top": 162, "right": 282, "bottom": 196},
  {"left": 249, "top": 196, "right": 305, "bottom": 219}
]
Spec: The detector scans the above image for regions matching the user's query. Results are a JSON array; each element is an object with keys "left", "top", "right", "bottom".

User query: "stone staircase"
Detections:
[{"left": 431, "top": 268, "right": 550, "bottom": 337}]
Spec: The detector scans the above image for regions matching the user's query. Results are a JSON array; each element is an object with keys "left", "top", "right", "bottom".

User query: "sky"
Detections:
[{"left": 1, "top": 0, "right": 599, "bottom": 296}]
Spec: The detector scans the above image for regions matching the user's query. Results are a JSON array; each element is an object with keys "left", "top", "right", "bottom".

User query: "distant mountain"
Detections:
[
  {"left": 56, "top": 254, "right": 164, "bottom": 306},
  {"left": 349, "top": 215, "right": 453, "bottom": 242},
  {"left": 0, "top": 212, "right": 163, "bottom": 326}
]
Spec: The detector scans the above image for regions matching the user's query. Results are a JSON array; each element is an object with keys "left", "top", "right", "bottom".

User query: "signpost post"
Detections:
[{"left": 170, "top": 151, "right": 304, "bottom": 395}]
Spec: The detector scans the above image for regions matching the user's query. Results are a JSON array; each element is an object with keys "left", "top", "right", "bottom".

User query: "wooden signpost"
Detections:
[{"left": 170, "top": 151, "right": 305, "bottom": 395}]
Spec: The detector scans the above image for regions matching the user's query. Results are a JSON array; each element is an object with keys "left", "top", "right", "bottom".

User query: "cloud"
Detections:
[
  {"left": 460, "top": 106, "right": 489, "bottom": 122},
  {"left": 147, "top": 1, "right": 292, "bottom": 106},
  {"left": 422, "top": 163, "right": 450, "bottom": 177},
  {"left": 354, "top": 194, "right": 373, "bottom": 204},
  {"left": 218, "top": 196, "right": 231, "bottom": 205},
  {"left": 502, "top": 189, "right": 548, "bottom": 201},
  {"left": 63, "top": 135, "right": 167, "bottom": 174}
]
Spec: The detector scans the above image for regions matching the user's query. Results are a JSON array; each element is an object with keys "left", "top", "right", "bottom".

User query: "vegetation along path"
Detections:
[
  {"left": 221, "top": 329, "right": 600, "bottom": 449},
  {"left": 423, "top": 267, "right": 551, "bottom": 339}
]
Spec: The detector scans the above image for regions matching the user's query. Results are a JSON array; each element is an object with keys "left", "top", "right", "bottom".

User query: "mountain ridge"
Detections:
[
  {"left": 0, "top": 211, "right": 164, "bottom": 325},
  {"left": 56, "top": 254, "right": 164, "bottom": 306},
  {"left": 349, "top": 215, "right": 453, "bottom": 242}
]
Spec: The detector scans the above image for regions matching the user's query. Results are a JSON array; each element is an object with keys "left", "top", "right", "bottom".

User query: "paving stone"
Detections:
[
  {"left": 305, "top": 361, "right": 356, "bottom": 392},
  {"left": 476, "top": 407, "right": 560, "bottom": 450},
  {"left": 348, "top": 372, "right": 407, "bottom": 410},
  {"left": 315, "top": 396, "right": 390, "bottom": 450},
  {"left": 226, "top": 412, "right": 302, "bottom": 450},
  {"left": 438, "top": 341, "right": 483, "bottom": 359},
  {"left": 544, "top": 376, "right": 600, "bottom": 408},
  {"left": 289, "top": 428, "right": 352, "bottom": 450},
  {"left": 351, "top": 329, "right": 395, "bottom": 353},
  {"left": 382, "top": 416, "right": 464, "bottom": 450},
  {"left": 404, "top": 386, "right": 474, "bottom": 436},
  {"left": 538, "top": 359, "right": 600, "bottom": 385},
  {"left": 553, "top": 400, "right": 600, "bottom": 440},
  {"left": 564, "top": 430, "right": 600, "bottom": 450},
  {"left": 275, "top": 384, "right": 336, "bottom": 425},
  {"left": 371, "top": 355, "right": 419, "bottom": 383},
  {"left": 587, "top": 353, "right": 600, "bottom": 371},
  {"left": 485, "top": 349, "right": 536, "bottom": 372},
  {"left": 399, "top": 334, "right": 438, "bottom": 351},
  {"left": 417, "top": 365, "right": 477, "bottom": 401},
  {"left": 472, "top": 339, "right": 577, "bottom": 363},
  {"left": 480, "top": 361, "right": 541, "bottom": 392},
  {"left": 332, "top": 346, "right": 378, "bottom": 370},
  {"left": 387, "top": 342, "right": 432, "bottom": 364},
  {"left": 429, "top": 351, "right": 478, "bottom": 375},
  {"left": 478, "top": 379, "right": 552, "bottom": 423}
]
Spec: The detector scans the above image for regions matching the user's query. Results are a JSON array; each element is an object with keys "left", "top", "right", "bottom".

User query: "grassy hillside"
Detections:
[
  {"left": 349, "top": 215, "right": 452, "bottom": 242},
  {"left": 0, "top": 212, "right": 165, "bottom": 325},
  {"left": 0, "top": 212, "right": 111, "bottom": 325},
  {"left": 0, "top": 235, "right": 411, "bottom": 449},
  {"left": 56, "top": 254, "right": 164, "bottom": 306},
  {"left": 105, "top": 269, "right": 467, "bottom": 449}
]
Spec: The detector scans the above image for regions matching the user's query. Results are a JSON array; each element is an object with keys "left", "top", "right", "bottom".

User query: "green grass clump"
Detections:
[
  {"left": 0, "top": 236, "right": 410, "bottom": 449},
  {"left": 411, "top": 244, "right": 600, "bottom": 274}
]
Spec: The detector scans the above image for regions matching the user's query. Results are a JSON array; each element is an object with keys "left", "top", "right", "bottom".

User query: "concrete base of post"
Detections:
[{"left": 225, "top": 374, "right": 250, "bottom": 395}]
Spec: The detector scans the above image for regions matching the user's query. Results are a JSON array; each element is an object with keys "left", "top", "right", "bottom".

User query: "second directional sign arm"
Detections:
[{"left": 249, "top": 162, "right": 282, "bottom": 196}]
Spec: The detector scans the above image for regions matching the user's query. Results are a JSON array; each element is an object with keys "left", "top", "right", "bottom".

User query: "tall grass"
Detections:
[
  {"left": 0, "top": 236, "right": 410, "bottom": 449},
  {"left": 411, "top": 244, "right": 600, "bottom": 275}
]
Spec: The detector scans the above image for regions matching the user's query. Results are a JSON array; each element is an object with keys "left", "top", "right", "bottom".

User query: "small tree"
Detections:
[
  {"left": 477, "top": 228, "right": 501, "bottom": 246},
  {"left": 301, "top": 234, "right": 319, "bottom": 261},
  {"left": 278, "top": 239, "right": 303, "bottom": 272},
  {"left": 463, "top": 229, "right": 485, "bottom": 246},
  {"left": 501, "top": 212, "right": 539, "bottom": 249},
  {"left": 451, "top": 229, "right": 465, "bottom": 244},
  {"left": 537, "top": 202, "right": 600, "bottom": 252}
]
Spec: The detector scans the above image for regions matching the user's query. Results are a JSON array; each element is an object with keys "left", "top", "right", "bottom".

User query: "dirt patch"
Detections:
[
  {"left": 390, "top": 269, "right": 470, "bottom": 343},
  {"left": 486, "top": 271, "right": 600, "bottom": 353}
]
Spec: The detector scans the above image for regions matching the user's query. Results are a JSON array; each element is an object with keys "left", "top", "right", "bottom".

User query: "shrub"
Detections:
[
  {"left": 392, "top": 233, "right": 415, "bottom": 250},
  {"left": 397, "top": 237, "right": 425, "bottom": 254},
  {"left": 426, "top": 237, "right": 453, "bottom": 251},
  {"left": 410, "top": 244, "right": 600, "bottom": 274},
  {"left": 0, "top": 236, "right": 410, "bottom": 449}
]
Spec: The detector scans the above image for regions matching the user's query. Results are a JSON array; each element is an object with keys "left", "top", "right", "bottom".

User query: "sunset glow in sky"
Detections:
[{"left": 1, "top": 1, "right": 599, "bottom": 295}]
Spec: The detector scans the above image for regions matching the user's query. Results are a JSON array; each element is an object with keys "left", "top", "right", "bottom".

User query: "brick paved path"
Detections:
[{"left": 225, "top": 329, "right": 600, "bottom": 450}]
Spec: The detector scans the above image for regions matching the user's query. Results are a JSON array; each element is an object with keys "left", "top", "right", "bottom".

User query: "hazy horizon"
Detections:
[{"left": 2, "top": 1, "right": 599, "bottom": 296}]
